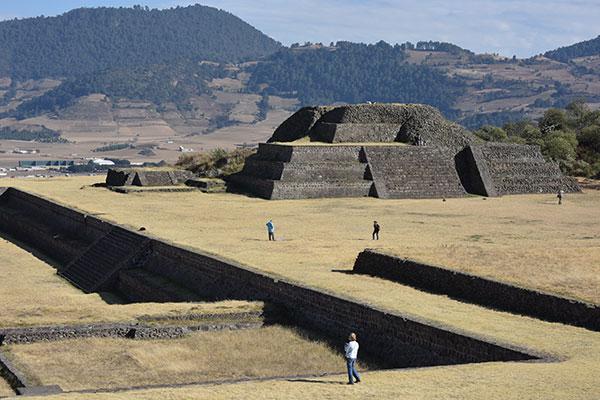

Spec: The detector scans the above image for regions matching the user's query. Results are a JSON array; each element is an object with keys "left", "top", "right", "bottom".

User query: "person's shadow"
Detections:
[{"left": 287, "top": 378, "right": 346, "bottom": 385}]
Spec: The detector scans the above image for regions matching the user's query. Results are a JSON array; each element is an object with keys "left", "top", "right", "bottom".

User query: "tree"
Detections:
[
  {"left": 542, "top": 130, "right": 578, "bottom": 167},
  {"left": 578, "top": 125, "right": 600, "bottom": 153},
  {"left": 539, "top": 108, "right": 568, "bottom": 134},
  {"left": 474, "top": 125, "right": 508, "bottom": 142}
]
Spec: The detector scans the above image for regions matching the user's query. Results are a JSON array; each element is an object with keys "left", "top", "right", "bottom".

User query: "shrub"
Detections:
[{"left": 176, "top": 147, "right": 255, "bottom": 178}]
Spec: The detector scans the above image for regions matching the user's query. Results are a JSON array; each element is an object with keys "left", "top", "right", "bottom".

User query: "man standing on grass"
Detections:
[
  {"left": 557, "top": 189, "right": 564, "bottom": 205},
  {"left": 344, "top": 332, "right": 361, "bottom": 385},
  {"left": 266, "top": 219, "right": 275, "bottom": 241},
  {"left": 372, "top": 221, "right": 380, "bottom": 240}
]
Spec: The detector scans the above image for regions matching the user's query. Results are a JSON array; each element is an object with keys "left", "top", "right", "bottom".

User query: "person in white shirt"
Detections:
[{"left": 344, "top": 332, "right": 361, "bottom": 384}]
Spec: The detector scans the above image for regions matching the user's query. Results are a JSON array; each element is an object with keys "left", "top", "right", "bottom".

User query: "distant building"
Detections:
[{"left": 92, "top": 159, "right": 116, "bottom": 166}]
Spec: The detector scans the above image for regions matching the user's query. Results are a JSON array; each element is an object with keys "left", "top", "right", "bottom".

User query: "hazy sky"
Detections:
[{"left": 1, "top": 1, "right": 599, "bottom": 57}]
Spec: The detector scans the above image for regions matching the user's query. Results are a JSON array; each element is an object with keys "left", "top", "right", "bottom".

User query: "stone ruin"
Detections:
[
  {"left": 229, "top": 103, "right": 580, "bottom": 199},
  {"left": 106, "top": 168, "right": 193, "bottom": 187}
]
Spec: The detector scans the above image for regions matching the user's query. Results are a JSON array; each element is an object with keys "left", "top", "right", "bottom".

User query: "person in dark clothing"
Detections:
[
  {"left": 266, "top": 219, "right": 275, "bottom": 241},
  {"left": 372, "top": 221, "right": 380, "bottom": 240},
  {"left": 557, "top": 190, "right": 564, "bottom": 205}
]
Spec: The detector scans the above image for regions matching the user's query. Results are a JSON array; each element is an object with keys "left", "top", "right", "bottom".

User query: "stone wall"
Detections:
[
  {"left": 0, "top": 188, "right": 537, "bottom": 368},
  {"left": 364, "top": 146, "right": 466, "bottom": 199},
  {"left": 460, "top": 144, "right": 580, "bottom": 196},
  {"left": 0, "top": 317, "right": 264, "bottom": 345},
  {"left": 0, "top": 188, "right": 111, "bottom": 263},
  {"left": 134, "top": 241, "right": 535, "bottom": 366},
  {"left": 312, "top": 122, "right": 400, "bottom": 143},
  {"left": 353, "top": 250, "right": 599, "bottom": 331},
  {"left": 229, "top": 144, "right": 373, "bottom": 199}
]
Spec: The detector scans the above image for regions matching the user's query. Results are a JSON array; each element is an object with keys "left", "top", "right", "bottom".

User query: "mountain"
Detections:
[
  {"left": 0, "top": 6, "right": 599, "bottom": 177},
  {"left": 0, "top": 5, "right": 281, "bottom": 79},
  {"left": 545, "top": 36, "right": 600, "bottom": 63},
  {"left": 247, "top": 39, "right": 600, "bottom": 127}
]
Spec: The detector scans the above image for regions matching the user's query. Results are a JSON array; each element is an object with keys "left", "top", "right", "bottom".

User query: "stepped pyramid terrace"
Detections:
[{"left": 229, "top": 103, "right": 580, "bottom": 199}]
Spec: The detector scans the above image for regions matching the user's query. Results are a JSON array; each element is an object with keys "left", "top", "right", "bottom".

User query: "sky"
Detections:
[{"left": 0, "top": 1, "right": 599, "bottom": 58}]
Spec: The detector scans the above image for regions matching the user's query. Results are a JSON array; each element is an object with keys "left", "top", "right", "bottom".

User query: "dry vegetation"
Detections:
[
  {"left": 0, "top": 236, "right": 262, "bottom": 328},
  {"left": 0, "top": 377, "right": 13, "bottom": 397},
  {"left": 2, "top": 177, "right": 599, "bottom": 399},
  {"left": 8, "top": 176, "right": 599, "bottom": 304},
  {"left": 4, "top": 327, "right": 353, "bottom": 391}
]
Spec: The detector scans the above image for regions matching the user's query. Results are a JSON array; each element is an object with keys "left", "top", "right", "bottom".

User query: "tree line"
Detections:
[{"left": 248, "top": 41, "right": 467, "bottom": 115}]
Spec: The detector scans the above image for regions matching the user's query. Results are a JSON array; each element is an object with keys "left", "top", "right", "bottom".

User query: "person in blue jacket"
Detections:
[{"left": 266, "top": 219, "right": 275, "bottom": 241}]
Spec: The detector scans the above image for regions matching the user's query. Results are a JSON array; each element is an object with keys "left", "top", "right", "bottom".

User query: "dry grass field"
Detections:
[
  {"left": 0, "top": 236, "right": 261, "bottom": 328},
  {"left": 7, "top": 176, "right": 599, "bottom": 304},
  {"left": 4, "top": 327, "right": 353, "bottom": 391},
  {"left": 1, "top": 177, "right": 599, "bottom": 399},
  {"left": 0, "top": 378, "right": 13, "bottom": 397}
]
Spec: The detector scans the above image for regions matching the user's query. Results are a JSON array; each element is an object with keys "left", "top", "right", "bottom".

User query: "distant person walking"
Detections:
[
  {"left": 344, "top": 332, "right": 361, "bottom": 385},
  {"left": 372, "top": 221, "right": 380, "bottom": 240},
  {"left": 266, "top": 219, "right": 275, "bottom": 241},
  {"left": 557, "top": 189, "right": 564, "bottom": 205}
]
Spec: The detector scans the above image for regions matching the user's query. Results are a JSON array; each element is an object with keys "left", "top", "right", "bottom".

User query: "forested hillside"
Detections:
[
  {"left": 12, "top": 62, "right": 224, "bottom": 119},
  {"left": 248, "top": 42, "right": 467, "bottom": 115},
  {"left": 545, "top": 36, "right": 600, "bottom": 62},
  {"left": 0, "top": 5, "right": 281, "bottom": 79}
]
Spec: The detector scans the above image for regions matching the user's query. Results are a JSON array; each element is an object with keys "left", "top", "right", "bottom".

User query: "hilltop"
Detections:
[
  {"left": 0, "top": 5, "right": 281, "bottom": 79},
  {"left": 0, "top": 5, "right": 599, "bottom": 171}
]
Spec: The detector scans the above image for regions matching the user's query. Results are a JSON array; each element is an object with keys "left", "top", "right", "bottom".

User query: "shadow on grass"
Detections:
[
  {"left": 331, "top": 269, "right": 355, "bottom": 275},
  {"left": 287, "top": 378, "right": 346, "bottom": 385}
]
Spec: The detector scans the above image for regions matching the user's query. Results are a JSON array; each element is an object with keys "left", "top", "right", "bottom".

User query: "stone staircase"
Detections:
[
  {"left": 364, "top": 147, "right": 466, "bottom": 199},
  {"left": 59, "top": 227, "right": 149, "bottom": 293}
]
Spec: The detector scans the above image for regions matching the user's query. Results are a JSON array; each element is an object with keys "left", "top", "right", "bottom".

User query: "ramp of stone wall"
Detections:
[
  {"left": 461, "top": 144, "right": 580, "bottom": 196},
  {"left": 59, "top": 227, "right": 150, "bottom": 292},
  {"left": 364, "top": 146, "right": 466, "bottom": 199},
  {"left": 353, "top": 250, "right": 599, "bottom": 331}
]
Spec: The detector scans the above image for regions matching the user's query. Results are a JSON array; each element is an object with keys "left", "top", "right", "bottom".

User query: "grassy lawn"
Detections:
[
  {"left": 4, "top": 326, "right": 355, "bottom": 391},
  {"left": 2, "top": 177, "right": 600, "bottom": 399},
  {"left": 0, "top": 237, "right": 262, "bottom": 328}
]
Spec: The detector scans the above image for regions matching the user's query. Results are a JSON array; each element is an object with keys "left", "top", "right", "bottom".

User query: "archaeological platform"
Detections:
[{"left": 229, "top": 103, "right": 580, "bottom": 199}]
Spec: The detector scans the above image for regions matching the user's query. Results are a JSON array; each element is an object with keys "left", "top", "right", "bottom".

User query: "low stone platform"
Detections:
[
  {"left": 106, "top": 168, "right": 193, "bottom": 187},
  {"left": 185, "top": 178, "right": 226, "bottom": 193},
  {"left": 108, "top": 186, "right": 196, "bottom": 194}
]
